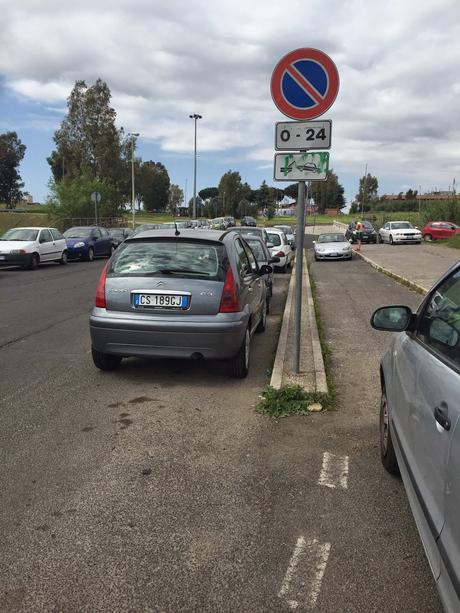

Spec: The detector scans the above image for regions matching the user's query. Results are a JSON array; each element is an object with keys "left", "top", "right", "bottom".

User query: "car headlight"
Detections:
[
  {"left": 10, "top": 249, "right": 26, "bottom": 255},
  {"left": 342, "top": 246, "right": 351, "bottom": 252},
  {"left": 73, "top": 241, "right": 85, "bottom": 248}
]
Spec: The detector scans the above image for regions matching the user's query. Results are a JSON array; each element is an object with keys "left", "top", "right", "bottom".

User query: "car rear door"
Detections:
[{"left": 234, "top": 238, "right": 261, "bottom": 330}]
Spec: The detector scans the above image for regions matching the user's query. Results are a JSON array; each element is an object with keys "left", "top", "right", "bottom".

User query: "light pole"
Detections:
[
  {"left": 189, "top": 114, "right": 202, "bottom": 219},
  {"left": 128, "top": 132, "right": 139, "bottom": 229}
]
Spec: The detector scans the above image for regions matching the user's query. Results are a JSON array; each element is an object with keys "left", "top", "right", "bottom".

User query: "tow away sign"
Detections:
[{"left": 274, "top": 152, "right": 329, "bottom": 181}]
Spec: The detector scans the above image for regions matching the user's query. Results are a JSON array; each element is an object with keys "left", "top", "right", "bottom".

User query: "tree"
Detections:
[
  {"left": 0, "top": 132, "right": 26, "bottom": 208},
  {"left": 355, "top": 173, "right": 378, "bottom": 212},
  {"left": 167, "top": 184, "right": 184, "bottom": 215},
  {"left": 283, "top": 184, "right": 298, "bottom": 200},
  {"left": 47, "top": 79, "right": 128, "bottom": 211},
  {"left": 139, "top": 161, "right": 170, "bottom": 212},
  {"left": 237, "top": 199, "right": 258, "bottom": 218},
  {"left": 256, "top": 180, "right": 272, "bottom": 210},
  {"left": 309, "top": 169, "right": 345, "bottom": 213},
  {"left": 198, "top": 187, "right": 219, "bottom": 201},
  {"left": 218, "top": 171, "right": 251, "bottom": 216},
  {"left": 188, "top": 196, "right": 204, "bottom": 216}
]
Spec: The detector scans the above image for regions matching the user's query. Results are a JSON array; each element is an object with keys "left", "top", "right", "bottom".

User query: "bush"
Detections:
[{"left": 420, "top": 200, "right": 460, "bottom": 226}]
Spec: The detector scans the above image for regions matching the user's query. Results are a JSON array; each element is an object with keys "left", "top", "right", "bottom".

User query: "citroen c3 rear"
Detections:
[{"left": 89, "top": 229, "right": 268, "bottom": 377}]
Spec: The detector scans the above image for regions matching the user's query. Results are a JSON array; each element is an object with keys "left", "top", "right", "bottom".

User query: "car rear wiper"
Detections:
[{"left": 159, "top": 268, "right": 204, "bottom": 275}]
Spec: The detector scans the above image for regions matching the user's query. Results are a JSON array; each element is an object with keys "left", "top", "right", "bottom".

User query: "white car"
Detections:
[
  {"left": 0, "top": 226, "right": 68, "bottom": 269},
  {"left": 266, "top": 228, "right": 294, "bottom": 273},
  {"left": 378, "top": 221, "right": 422, "bottom": 245},
  {"left": 274, "top": 224, "right": 296, "bottom": 249}
]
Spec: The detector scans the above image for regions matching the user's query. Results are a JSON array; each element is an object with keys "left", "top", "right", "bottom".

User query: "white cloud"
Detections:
[{"left": 1, "top": 0, "right": 460, "bottom": 197}]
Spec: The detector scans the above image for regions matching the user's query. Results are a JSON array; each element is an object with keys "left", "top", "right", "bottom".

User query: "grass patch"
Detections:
[
  {"left": 256, "top": 385, "right": 330, "bottom": 418},
  {"left": 0, "top": 211, "right": 52, "bottom": 234},
  {"left": 443, "top": 235, "right": 460, "bottom": 250}
]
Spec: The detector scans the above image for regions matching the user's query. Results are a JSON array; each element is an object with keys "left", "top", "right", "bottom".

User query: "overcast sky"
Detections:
[{"left": 1, "top": 0, "right": 460, "bottom": 206}]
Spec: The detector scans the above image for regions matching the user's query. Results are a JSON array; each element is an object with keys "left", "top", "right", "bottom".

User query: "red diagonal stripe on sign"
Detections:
[{"left": 286, "top": 64, "right": 325, "bottom": 105}]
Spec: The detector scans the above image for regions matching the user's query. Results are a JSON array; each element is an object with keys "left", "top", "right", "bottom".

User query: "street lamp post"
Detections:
[
  {"left": 128, "top": 132, "right": 140, "bottom": 229},
  {"left": 189, "top": 114, "right": 202, "bottom": 220}
]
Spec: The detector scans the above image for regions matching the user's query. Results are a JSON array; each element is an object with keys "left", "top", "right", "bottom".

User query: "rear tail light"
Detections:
[
  {"left": 95, "top": 263, "right": 108, "bottom": 308},
  {"left": 219, "top": 266, "right": 239, "bottom": 313},
  {"left": 275, "top": 251, "right": 285, "bottom": 258}
]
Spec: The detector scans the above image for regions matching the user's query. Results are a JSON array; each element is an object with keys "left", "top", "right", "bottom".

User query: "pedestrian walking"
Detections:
[{"left": 354, "top": 220, "right": 364, "bottom": 252}]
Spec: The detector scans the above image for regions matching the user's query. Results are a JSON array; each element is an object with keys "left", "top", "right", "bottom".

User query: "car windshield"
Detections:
[
  {"left": 391, "top": 222, "right": 413, "bottom": 229},
  {"left": 64, "top": 227, "right": 93, "bottom": 238},
  {"left": 267, "top": 232, "right": 282, "bottom": 246},
  {"left": 0, "top": 228, "right": 39, "bottom": 241},
  {"left": 245, "top": 239, "right": 265, "bottom": 261},
  {"left": 109, "top": 239, "right": 226, "bottom": 279},
  {"left": 362, "top": 221, "right": 373, "bottom": 229},
  {"left": 318, "top": 234, "right": 346, "bottom": 243}
]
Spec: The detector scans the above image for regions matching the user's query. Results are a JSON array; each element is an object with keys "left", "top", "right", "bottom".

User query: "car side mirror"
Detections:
[
  {"left": 258, "top": 264, "right": 273, "bottom": 275},
  {"left": 269, "top": 256, "right": 280, "bottom": 264},
  {"left": 371, "top": 306, "right": 413, "bottom": 332}
]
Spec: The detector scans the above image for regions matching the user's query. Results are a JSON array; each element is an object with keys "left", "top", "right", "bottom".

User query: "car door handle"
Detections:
[
  {"left": 248, "top": 287, "right": 253, "bottom": 292},
  {"left": 434, "top": 406, "right": 451, "bottom": 431}
]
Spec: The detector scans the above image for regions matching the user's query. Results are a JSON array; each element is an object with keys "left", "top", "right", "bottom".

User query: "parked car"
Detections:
[
  {"left": 63, "top": 226, "right": 115, "bottom": 261},
  {"left": 345, "top": 220, "right": 377, "bottom": 244},
  {"left": 108, "top": 227, "right": 133, "bottom": 248},
  {"left": 266, "top": 228, "right": 294, "bottom": 273},
  {"left": 231, "top": 226, "right": 272, "bottom": 249},
  {"left": 132, "top": 223, "right": 161, "bottom": 236},
  {"left": 224, "top": 216, "right": 236, "bottom": 228},
  {"left": 313, "top": 233, "right": 352, "bottom": 261},
  {"left": 243, "top": 234, "right": 279, "bottom": 312},
  {"left": 371, "top": 262, "right": 460, "bottom": 613},
  {"left": 241, "top": 216, "right": 257, "bottom": 227},
  {"left": 0, "top": 226, "right": 67, "bottom": 269},
  {"left": 274, "top": 224, "right": 296, "bottom": 249},
  {"left": 422, "top": 221, "right": 460, "bottom": 241},
  {"left": 90, "top": 229, "right": 271, "bottom": 378},
  {"left": 378, "top": 221, "right": 422, "bottom": 244},
  {"left": 210, "top": 217, "right": 227, "bottom": 230}
]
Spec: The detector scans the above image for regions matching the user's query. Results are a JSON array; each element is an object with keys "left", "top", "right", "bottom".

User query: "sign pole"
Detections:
[{"left": 293, "top": 179, "right": 306, "bottom": 374}]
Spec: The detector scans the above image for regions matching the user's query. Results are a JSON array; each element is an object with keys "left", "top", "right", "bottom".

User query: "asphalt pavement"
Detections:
[{"left": 0, "top": 251, "right": 443, "bottom": 612}]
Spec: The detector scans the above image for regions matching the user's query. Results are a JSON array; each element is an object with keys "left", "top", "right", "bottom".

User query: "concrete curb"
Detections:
[
  {"left": 270, "top": 255, "right": 328, "bottom": 394},
  {"left": 270, "top": 269, "right": 296, "bottom": 389},
  {"left": 304, "top": 257, "right": 328, "bottom": 394},
  {"left": 353, "top": 250, "right": 428, "bottom": 295}
]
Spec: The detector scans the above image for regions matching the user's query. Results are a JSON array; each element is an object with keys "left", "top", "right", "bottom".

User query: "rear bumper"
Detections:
[
  {"left": 0, "top": 253, "right": 31, "bottom": 267},
  {"left": 89, "top": 309, "right": 247, "bottom": 359}
]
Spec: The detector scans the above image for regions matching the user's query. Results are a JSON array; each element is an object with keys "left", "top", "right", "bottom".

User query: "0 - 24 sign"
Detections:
[{"left": 275, "top": 120, "right": 331, "bottom": 151}]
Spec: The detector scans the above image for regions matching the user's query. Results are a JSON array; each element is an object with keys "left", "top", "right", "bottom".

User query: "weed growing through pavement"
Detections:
[{"left": 256, "top": 385, "right": 331, "bottom": 418}]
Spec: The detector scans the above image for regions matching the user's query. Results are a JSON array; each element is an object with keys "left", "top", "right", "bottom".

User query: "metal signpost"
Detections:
[
  {"left": 90, "top": 191, "right": 101, "bottom": 225},
  {"left": 271, "top": 47, "right": 339, "bottom": 374}
]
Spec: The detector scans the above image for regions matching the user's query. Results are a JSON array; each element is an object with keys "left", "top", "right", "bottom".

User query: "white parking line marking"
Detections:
[
  {"left": 318, "top": 452, "right": 349, "bottom": 489},
  {"left": 278, "top": 537, "right": 332, "bottom": 611}
]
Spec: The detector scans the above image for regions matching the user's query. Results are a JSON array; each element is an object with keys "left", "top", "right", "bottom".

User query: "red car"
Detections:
[{"left": 421, "top": 221, "right": 460, "bottom": 241}]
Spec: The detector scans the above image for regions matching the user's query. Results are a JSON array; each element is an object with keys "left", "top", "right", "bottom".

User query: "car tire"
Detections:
[
  {"left": 91, "top": 348, "right": 122, "bottom": 371},
  {"left": 380, "top": 384, "right": 399, "bottom": 475},
  {"left": 86, "top": 247, "right": 95, "bottom": 262},
  {"left": 256, "top": 300, "right": 267, "bottom": 333},
  {"left": 389, "top": 235, "right": 394, "bottom": 245},
  {"left": 28, "top": 253, "right": 39, "bottom": 270},
  {"left": 424, "top": 234, "right": 432, "bottom": 242},
  {"left": 59, "top": 250, "right": 68, "bottom": 265},
  {"left": 279, "top": 263, "right": 288, "bottom": 273},
  {"left": 378, "top": 234, "right": 383, "bottom": 244},
  {"left": 229, "top": 327, "right": 250, "bottom": 378}
]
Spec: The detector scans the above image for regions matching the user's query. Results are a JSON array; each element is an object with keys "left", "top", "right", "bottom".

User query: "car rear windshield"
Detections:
[
  {"left": 318, "top": 234, "right": 346, "bottom": 243},
  {"left": 391, "top": 222, "right": 413, "bottom": 229},
  {"left": 267, "top": 232, "right": 282, "bottom": 246},
  {"left": 245, "top": 239, "right": 265, "bottom": 261},
  {"left": 108, "top": 239, "right": 227, "bottom": 280},
  {"left": 64, "top": 227, "right": 93, "bottom": 238},
  {"left": 1, "top": 228, "right": 39, "bottom": 241}
]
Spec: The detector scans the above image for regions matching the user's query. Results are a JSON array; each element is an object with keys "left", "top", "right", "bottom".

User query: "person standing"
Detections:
[{"left": 354, "top": 220, "right": 364, "bottom": 252}]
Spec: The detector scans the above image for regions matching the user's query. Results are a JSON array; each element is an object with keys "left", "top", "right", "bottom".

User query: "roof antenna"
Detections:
[{"left": 174, "top": 221, "right": 180, "bottom": 236}]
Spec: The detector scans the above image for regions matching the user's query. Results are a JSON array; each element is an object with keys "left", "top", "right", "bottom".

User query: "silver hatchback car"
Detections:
[
  {"left": 89, "top": 229, "right": 270, "bottom": 377},
  {"left": 372, "top": 262, "right": 460, "bottom": 612}
]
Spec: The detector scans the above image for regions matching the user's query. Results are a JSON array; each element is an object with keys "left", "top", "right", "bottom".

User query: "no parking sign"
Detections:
[{"left": 270, "top": 48, "right": 339, "bottom": 120}]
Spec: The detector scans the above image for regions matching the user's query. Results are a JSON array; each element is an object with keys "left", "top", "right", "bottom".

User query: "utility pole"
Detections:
[
  {"left": 362, "top": 163, "right": 368, "bottom": 216},
  {"left": 128, "top": 132, "right": 140, "bottom": 229},
  {"left": 189, "top": 114, "right": 202, "bottom": 219}
]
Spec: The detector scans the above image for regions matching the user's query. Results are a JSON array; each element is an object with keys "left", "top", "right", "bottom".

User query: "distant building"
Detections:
[
  {"left": 382, "top": 191, "right": 458, "bottom": 201},
  {"left": 21, "top": 192, "right": 34, "bottom": 204}
]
